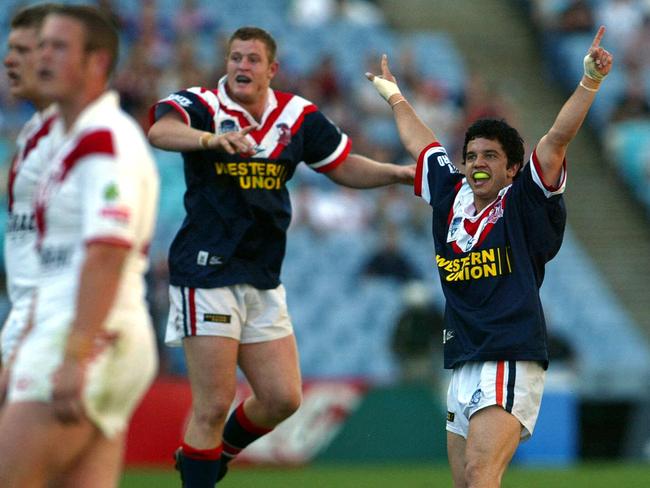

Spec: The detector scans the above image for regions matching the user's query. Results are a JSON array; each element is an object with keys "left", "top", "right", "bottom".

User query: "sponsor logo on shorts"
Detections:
[
  {"left": 197, "top": 251, "right": 209, "bottom": 266},
  {"left": 204, "top": 313, "right": 231, "bottom": 323},
  {"left": 443, "top": 329, "right": 455, "bottom": 344},
  {"left": 447, "top": 411, "right": 455, "bottom": 422},
  {"left": 470, "top": 388, "right": 483, "bottom": 406}
]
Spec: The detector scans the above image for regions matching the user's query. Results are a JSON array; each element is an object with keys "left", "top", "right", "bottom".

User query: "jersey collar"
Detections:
[{"left": 216, "top": 76, "right": 277, "bottom": 127}]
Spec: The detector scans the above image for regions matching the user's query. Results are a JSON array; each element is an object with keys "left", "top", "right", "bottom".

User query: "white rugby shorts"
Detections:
[
  {"left": 446, "top": 360, "right": 545, "bottom": 440},
  {"left": 165, "top": 284, "right": 293, "bottom": 346},
  {"left": 8, "top": 308, "right": 158, "bottom": 438},
  {"left": 1, "top": 296, "right": 33, "bottom": 364}
]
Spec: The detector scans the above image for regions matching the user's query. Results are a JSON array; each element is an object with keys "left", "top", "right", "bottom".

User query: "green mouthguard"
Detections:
[{"left": 473, "top": 171, "right": 490, "bottom": 180}]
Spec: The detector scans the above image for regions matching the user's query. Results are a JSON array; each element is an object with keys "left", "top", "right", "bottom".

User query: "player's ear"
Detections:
[
  {"left": 88, "top": 49, "right": 111, "bottom": 80},
  {"left": 268, "top": 60, "right": 279, "bottom": 80},
  {"left": 507, "top": 161, "right": 522, "bottom": 178}
]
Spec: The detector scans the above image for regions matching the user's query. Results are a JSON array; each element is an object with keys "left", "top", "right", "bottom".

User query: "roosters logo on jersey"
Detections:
[{"left": 276, "top": 122, "right": 291, "bottom": 146}]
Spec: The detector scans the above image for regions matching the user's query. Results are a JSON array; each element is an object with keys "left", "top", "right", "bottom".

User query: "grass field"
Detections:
[{"left": 121, "top": 462, "right": 650, "bottom": 487}]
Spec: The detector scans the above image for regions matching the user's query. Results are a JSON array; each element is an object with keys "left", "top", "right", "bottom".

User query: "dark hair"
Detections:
[
  {"left": 228, "top": 26, "right": 277, "bottom": 63},
  {"left": 48, "top": 4, "right": 119, "bottom": 77},
  {"left": 11, "top": 3, "right": 60, "bottom": 29},
  {"left": 462, "top": 119, "right": 525, "bottom": 171}
]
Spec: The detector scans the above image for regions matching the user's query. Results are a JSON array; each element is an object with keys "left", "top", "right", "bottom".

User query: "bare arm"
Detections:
[
  {"left": 536, "top": 26, "right": 613, "bottom": 186},
  {"left": 365, "top": 55, "right": 439, "bottom": 162},
  {"left": 325, "top": 153, "right": 415, "bottom": 188},
  {"left": 148, "top": 111, "right": 254, "bottom": 154}
]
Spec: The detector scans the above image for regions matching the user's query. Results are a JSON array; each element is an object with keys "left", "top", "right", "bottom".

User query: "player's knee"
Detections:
[
  {"left": 263, "top": 390, "right": 302, "bottom": 424},
  {"left": 192, "top": 398, "right": 232, "bottom": 431},
  {"left": 464, "top": 457, "right": 491, "bottom": 488}
]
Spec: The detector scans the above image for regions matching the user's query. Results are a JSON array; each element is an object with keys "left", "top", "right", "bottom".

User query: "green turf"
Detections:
[{"left": 121, "top": 462, "right": 650, "bottom": 488}]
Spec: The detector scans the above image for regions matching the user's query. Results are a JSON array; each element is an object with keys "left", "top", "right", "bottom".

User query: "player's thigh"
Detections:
[
  {"left": 0, "top": 401, "right": 96, "bottom": 484},
  {"left": 183, "top": 335, "right": 239, "bottom": 406},
  {"left": 447, "top": 431, "right": 468, "bottom": 488},
  {"left": 55, "top": 431, "right": 125, "bottom": 488},
  {"left": 238, "top": 334, "right": 302, "bottom": 403},
  {"left": 466, "top": 405, "right": 521, "bottom": 471}
]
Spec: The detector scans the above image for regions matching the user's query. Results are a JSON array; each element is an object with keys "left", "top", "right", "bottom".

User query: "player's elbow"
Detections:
[
  {"left": 545, "top": 127, "right": 574, "bottom": 151},
  {"left": 147, "top": 123, "right": 165, "bottom": 149}
]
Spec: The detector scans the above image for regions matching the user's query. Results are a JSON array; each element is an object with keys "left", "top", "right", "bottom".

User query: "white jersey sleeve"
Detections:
[{"left": 79, "top": 154, "right": 139, "bottom": 248}]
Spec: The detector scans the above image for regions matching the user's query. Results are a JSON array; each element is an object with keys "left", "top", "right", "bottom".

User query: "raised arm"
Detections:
[
  {"left": 365, "top": 54, "right": 439, "bottom": 162},
  {"left": 148, "top": 111, "right": 254, "bottom": 155},
  {"left": 536, "top": 26, "right": 613, "bottom": 186}
]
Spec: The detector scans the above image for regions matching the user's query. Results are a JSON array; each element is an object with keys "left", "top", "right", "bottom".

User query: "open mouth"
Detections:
[
  {"left": 235, "top": 75, "right": 251, "bottom": 84},
  {"left": 472, "top": 171, "right": 490, "bottom": 182},
  {"left": 37, "top": 68, "right": 53, "bottom": 81}
]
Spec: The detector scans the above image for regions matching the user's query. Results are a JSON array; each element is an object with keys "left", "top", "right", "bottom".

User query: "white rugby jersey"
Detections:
[
  {"left": 34, "top": 91, "right": 159, "bottom": 327},
  {"left": 4, "top": 104, "right": 58, "bottom": 304}
]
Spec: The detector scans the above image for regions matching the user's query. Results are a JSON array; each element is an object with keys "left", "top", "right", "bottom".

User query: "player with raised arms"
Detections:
[{"left": 366, "top": 27, "right": 612, "bottom": 487}]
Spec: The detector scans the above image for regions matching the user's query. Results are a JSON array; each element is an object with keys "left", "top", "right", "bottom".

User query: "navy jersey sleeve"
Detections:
[
  {"left": 301, "top": 110, "right": 351, "bottom": 173},
  {"left": 150, "top": 89, "right": 215, "bottom": 132},
  {"left": 510, "top": 151, "right": 567, "bottom": 261},
  {"left": 414, "top": 142, "right": 463, "bottom": 206}
]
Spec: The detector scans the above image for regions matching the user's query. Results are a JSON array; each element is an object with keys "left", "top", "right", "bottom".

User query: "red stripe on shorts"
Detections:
[
  {"left": 188, "top": 288, "right": 197, "bottom": 336},
  {"left": 495, "top": 360, "right": 505, "bottom": 407}
]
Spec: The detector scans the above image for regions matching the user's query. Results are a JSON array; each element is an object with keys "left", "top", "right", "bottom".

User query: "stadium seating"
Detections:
[{"left": 1, "top": 0, "right": 648, "bottom": 399}]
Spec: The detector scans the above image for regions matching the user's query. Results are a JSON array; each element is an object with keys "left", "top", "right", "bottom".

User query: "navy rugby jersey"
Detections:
[
  {"left": 415, "top": 142, "right": 567, "bottom": 369},
  {"left": 151, "top": 77, "right": 351, "bottom": 289}
]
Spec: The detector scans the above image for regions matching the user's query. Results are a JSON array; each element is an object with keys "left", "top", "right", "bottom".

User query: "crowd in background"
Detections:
[
  {"left": 525, "top": 0, "right": 650, "bottom": 211},
  {"left": 0, "top": 0, "right": 646, "bottom": 376}
]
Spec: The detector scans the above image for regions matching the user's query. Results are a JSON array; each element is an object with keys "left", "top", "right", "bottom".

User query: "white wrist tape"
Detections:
[
  {"left": 583, "top": 54, "right": 605, "bottom": 82},
  {"left": 371, "top": 76, "right": 401, "bottom": 102}
]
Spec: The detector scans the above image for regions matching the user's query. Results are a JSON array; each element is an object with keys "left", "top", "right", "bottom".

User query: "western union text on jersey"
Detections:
[
  {"left": 436, "top": 247, "right": 512, "bottom": 282},
  {"left": 214, "top": 161, "right": 287, "bottom": 190}
]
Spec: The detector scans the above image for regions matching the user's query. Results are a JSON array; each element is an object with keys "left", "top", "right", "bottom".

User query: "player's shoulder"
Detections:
[{"left": 273, "top": 88, "right": 316, "bottom": 111}]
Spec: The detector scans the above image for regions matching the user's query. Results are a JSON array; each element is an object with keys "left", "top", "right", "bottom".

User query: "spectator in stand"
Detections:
[
  {"left": 595, "top": 0, "right": 642, "bottom": 52},
  {"left": 391, "top": 280, "right": 444, "bottom": 385},
  {"left": 610, "top": 68, "right": 650, "bottom": 123},
  {"left": 113, "top": 39, "right": 161, "bottom": 130},
  {"left": 555, "top": 0, "right": 595, "bottom": 33},
  {"left": 172, "top": 0, "right": 217, "bottom": 39},
  {"left": 360, "top": 224, "right": 421, "bottom": 283},
  {"left": 623, "top": 13, "right": 650, "bottom": 71}
]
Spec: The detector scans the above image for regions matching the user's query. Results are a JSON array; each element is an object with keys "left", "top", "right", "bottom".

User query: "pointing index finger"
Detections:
[{"left": 591, "top": 25, "right": 605, "bottom": 49}]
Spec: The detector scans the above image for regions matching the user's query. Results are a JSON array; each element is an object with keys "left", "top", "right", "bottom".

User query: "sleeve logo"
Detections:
[{"left": 167, "top": 94, "right": 192, "bottom": 107}]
